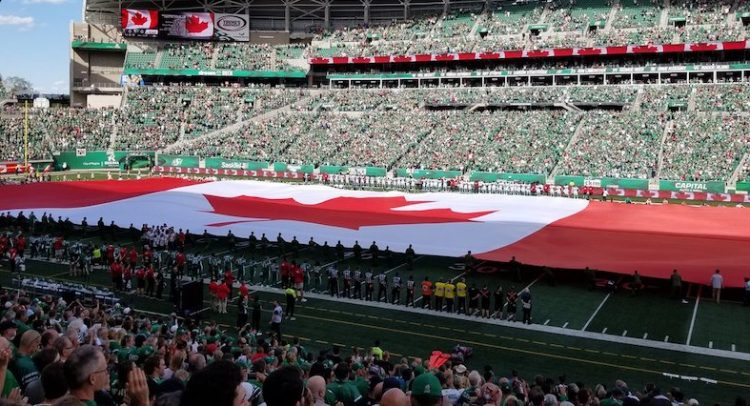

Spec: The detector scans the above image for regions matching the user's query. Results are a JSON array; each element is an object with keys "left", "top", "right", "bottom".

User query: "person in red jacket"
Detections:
[
  {"left": 135, "top": 267, "right": 146, "bottom": 295},
  {"left": 118, "top": 246, "right": 127, "bottom": 264},
  {"left": 223, "top": 269, "right": 235, "bottom": 300},
  {"left": 111, "top": 261, "right": 123, "bottom": 291},
  {"left": 123, "top": 266, "right": 132, "bottom": 291},
  {"left": 143, "top": 246, "right": 153, "bottom": 266},
  {"left": 15, "top": 234, "right": 26, "bottom": 257},
  {"left": 209, "top": 279, "right": 219, "bottom": 311},
  {"left": 146, "top": 265, "right": 156, "bottom": 296},
  {"left": 175, "top": 251, "right": 186, "bottom": 276},
  {"left": 53, "top": 236, "right": 64, "bottom": 262},
  {"left": 216, "top": 280, "right": 230, "bottom": 314},
  {"left": 292, "top": 263, "right": 306, "bottom": 302},
  {"left": 106, "top": 244, "right": 115, "bottom": 265},
  {"left": 128, "top": 247, "right": 138, "bottom": 269},
  {"left": 279, "top": 258, "right": 290, "bottom": 288}
]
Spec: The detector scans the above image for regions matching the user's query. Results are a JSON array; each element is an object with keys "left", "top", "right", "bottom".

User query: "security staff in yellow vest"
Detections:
[
  {"left": 456, "top": 278, "right": 468, "bottom": 314},
  {"left": 444, "top": 281, "right": 456, "bottom": 313},
  {"left": 434, "top": 279, "right": 445, "bottom": 311}
]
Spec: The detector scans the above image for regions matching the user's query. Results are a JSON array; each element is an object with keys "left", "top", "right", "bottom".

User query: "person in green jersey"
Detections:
[{"left": 64, "top": 345, "right": 110, "bottom": 406}]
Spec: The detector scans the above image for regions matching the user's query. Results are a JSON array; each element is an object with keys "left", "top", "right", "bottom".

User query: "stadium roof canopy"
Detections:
[{"left": 84, "top": 0, "right": 543, "bottom": 32}]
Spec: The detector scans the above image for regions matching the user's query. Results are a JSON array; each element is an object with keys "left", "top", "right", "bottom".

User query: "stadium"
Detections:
[{"left": 1, "top": 0, "right": 750, "bottom": 405}]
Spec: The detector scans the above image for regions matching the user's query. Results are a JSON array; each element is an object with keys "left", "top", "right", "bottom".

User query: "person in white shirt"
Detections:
[
  {"left": 270, "top": 300, "right": 283, "bottom": 338},
  {"left": 710, "top": 269, "right": 723, "bottom": 304}
]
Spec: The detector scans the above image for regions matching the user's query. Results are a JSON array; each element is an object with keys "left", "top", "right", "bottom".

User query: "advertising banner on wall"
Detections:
[{"left": 214, "top": 13, "right": 250, "bottom": 42}]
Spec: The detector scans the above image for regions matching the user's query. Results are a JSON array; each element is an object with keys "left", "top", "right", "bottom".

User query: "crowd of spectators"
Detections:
[
  {"left": 558, "top": 112, "right": 666, "bottom": 179},
  {"left": 661, "top": 113, "right": 749, "bottom": 181},
  {"left": 306, "top": 0, "right": 744, "bottom": 58}
]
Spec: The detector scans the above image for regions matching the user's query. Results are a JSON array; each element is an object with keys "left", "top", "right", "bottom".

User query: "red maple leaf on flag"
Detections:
[
  {"left": 185, "top": 15, "right": 209, "bottom": 33},
  {"left": 203, "top": 195, "right": 494, "bottom": 230},
  {"left": 131, "top": 12, "right": 148, "bottom": 26}
]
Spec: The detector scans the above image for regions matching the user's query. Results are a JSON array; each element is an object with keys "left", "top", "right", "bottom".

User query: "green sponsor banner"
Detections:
[
  {"left": 205, "top": 157, "right": 268, "bottom": 171},
  {"left": 157, "top": 155, "right": 200, "bottom": 168},
  {"left": 469, "top": 172, "right": 545, "bottom": 183},
  {"left": 320, "top": 165, "right": 349, "bottom": 174},
  {"left": 54, "top": 151, "right": 128, "bottom": 170},
  {"left": 71, "top": 41, "right": 127, "bottom": 51},
  {"left": 365, "top": 167, "right": 387, "bottom": 177},
  {"left": 123, "top": 68, "right": 307, "bottom": 78},
  {"left": 555, "top": 175, "right": 584, "bottom": 186},
  {"left": 659, "top": 180, "right": 725, "bottom": 193},
  {"left": 395, "top": 168, "right": 462, "bottom": 179},
  {"left": 600, "top": 177, "right": 649, "bottom": 190},
  {"left": 736, "top": 182, "right": 750, "bottom": 192},
  {"left": 273, "top": 162, "right": 288, "bottom": 172}
]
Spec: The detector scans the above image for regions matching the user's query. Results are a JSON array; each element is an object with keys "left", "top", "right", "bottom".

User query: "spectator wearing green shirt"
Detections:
[
  {"left": 64, "top": 345, "right": 111, "bottom": 406},
  {"left": 326, "top": 363, "right": 363, "bottom": 406},
  {"left": 10, "top": 330, "right": 40, "bottom": 392},
  {"left": 0, "top": 337, "right": 20, "bottom": 397}
]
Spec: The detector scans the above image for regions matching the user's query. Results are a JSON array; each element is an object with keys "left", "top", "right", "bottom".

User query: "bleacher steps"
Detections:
[
  {"left": 655, "top": 119, "right": 674, "bottom": 179},
  {"left": 161, "top": 94, "right": 315, "bottom": 155},
  {"left": 107, "top": 113, "right": 118, "bottom": 150},
  {"left": 659, "top": 0, "right": 670, "bottom": 28},
  {"left": 727, "top": 151, "right": 749, "bottom": 187},
  {"left": 632, "top": 87, "right": 645, "bottom": 112},
  {"left": 687, "top": 87, "right": 698, "bottom": 112},
  {"left": 153, "top": 47, "right": 164, "bottom": 70},
  {"left": 548, "top": 115, "right": 586, "bottom": 181},
  {"left": 603, "top": 0, "right": 620, "bottom": 32}
]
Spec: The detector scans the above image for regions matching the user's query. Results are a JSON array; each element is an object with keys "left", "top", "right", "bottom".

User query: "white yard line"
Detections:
[
  {"left": 582, "top": 293, "right": 611, "bottom": 331},
  {"left": 686, "top": 285, "right": 702, "bottom": 346}
]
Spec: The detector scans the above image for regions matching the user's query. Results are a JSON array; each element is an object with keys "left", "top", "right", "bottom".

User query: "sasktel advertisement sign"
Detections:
[{"left": 214, "top": 14, "right": 249, "bottom": 42}]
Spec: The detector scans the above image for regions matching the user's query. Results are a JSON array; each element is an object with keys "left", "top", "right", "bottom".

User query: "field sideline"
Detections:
[{"left": 1, "top": 227, "right": 749, "bottom": 403}]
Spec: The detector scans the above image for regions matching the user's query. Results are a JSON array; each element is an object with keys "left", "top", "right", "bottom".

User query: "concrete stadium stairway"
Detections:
[{"left": 159, "top": 93, "right": 318, "bottom": 155}]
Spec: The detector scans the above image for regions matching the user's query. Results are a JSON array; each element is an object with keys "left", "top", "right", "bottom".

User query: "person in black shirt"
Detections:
[
  {"left": 480, "top": 285, "right": 491, "bottom": 318},
  {"left": 493, "top": 286, "right": 504, "bottom": 319},
  {"left": 468, "top": 284, "right": 479, "bottom": 315}
]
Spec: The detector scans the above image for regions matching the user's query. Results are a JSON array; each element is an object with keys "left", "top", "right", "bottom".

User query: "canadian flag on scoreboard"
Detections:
[
  {"left": 121, "top": 9, "right": 159, "bottom": 30},
  {"left": 182, "top": 12, "right": 214, "bottom": 38}
]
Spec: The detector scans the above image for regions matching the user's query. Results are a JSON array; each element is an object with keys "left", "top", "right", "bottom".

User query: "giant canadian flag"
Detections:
[
  {"left": 121, "top": 9, "right": 159, "bottom": 30},
  {"left": 2, "top": 178, "right": 749, "bottom": 287},
  {"left": 182, "top": 12, "right": 214, "bottom": 38}
]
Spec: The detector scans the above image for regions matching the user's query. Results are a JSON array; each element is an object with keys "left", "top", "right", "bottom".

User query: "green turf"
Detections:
[
  {"left": 691, "top": 295, "right": 750, "bottom": 352},
  {"left": 3, "top": 229, "right": 750, "bottom": 403},
  {"left": 584, "top": 287, "right": 695, "bottom": 344}
]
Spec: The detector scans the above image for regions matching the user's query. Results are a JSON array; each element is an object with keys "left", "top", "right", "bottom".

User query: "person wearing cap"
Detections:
[{"left": 410, "top": 373, "right": 443, "bottom": 406}]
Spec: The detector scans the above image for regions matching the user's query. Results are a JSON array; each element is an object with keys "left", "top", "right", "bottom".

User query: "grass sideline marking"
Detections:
[
  {"left": 582, "top": 292, "right": 611, "bottom": 331},
  {"left": 686, "top": 285, "right": 702, "bottom": 346}
]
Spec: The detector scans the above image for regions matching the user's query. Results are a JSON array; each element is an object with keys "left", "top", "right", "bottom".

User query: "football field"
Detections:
[{"left": 2, "top": 229, "right": 749, "bottom": 403}]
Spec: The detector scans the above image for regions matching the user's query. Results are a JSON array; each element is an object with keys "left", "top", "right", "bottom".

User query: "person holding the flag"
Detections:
[{"left": 421, "top": 277, "right": 433, "bottom": 309}]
